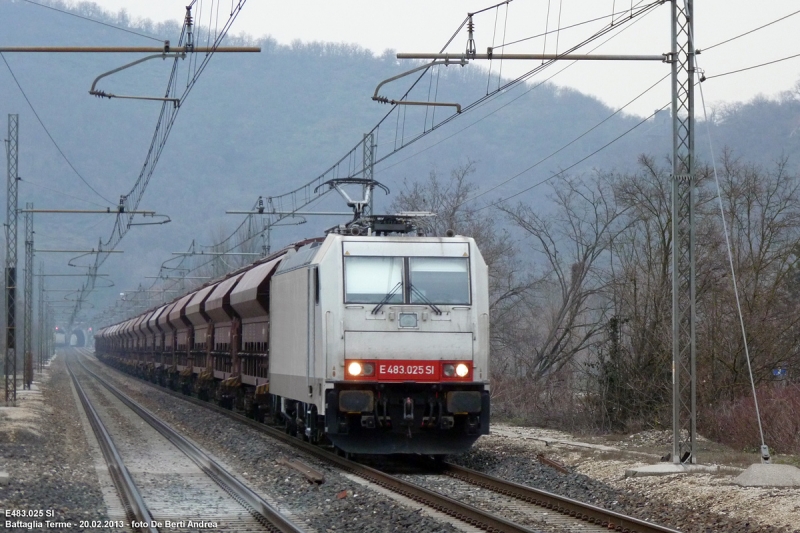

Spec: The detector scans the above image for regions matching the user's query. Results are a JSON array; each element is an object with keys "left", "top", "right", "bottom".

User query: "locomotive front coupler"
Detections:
[{"left": 402, "top": 397, "right": 414, "bottom": 423}]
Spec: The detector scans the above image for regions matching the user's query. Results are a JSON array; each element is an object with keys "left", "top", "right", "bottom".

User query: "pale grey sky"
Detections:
[{"left": 87, "top": 1, "right": 800, "bottom": 117}]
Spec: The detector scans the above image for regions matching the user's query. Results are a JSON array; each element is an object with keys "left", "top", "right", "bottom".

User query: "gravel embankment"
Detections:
[
  {"left": 452, "top": 430, "right": 799, "bottom": 533},
  {"left": 91, "top": 352, "right": 800, "bottom": 533},
  {"left": 18, "top": 350, "right": 796, "bottom": 533},
  {"left": 0, "top": 355, "right": 115, "bottom": 532},
  {"left": 83, "top": 355, "right": 460, "bottom": 533}
]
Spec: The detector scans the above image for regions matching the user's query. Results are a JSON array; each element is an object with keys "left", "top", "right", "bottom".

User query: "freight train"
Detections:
[{"left": 95, "top": 224, "right": 490, "bottom": 455}]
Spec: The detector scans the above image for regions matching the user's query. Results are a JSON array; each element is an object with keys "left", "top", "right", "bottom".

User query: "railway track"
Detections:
[
  {"left": 397, "top": 462, "right": 674, "bottom": 533},
  {"left": 66, "top": 353, "right": 304, "bottom": 533},
  {"left": 79, "top": 349, "right": 683, "bottom": 533}
]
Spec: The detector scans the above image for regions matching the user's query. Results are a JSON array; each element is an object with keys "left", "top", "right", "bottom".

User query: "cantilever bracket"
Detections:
[
  {"left": 372, "top": 60, "right": 467, "bottom": 114},
  {"left": 128, "top": 213, "right": 171, "bottom": 226},
  {"left": 89, "top": 52, "right": 185, "bottom": 107}
]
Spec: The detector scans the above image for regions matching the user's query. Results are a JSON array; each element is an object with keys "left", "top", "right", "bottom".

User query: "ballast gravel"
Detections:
[
  {"left": 0, "top": 356, "right": 115, "bottom": 533},
  {"left": 83, "top": 355, "right": 459, "bottom": 533},
  {"left": 6, "top": 350, "right": 799, "bottom": 533},
  {"left": 453, "top": 427, "right": 800, "bottom": 533}
]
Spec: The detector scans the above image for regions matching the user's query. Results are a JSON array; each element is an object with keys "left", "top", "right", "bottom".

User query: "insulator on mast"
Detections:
[
  {"left": 466, "top": 16, "right": 476, "bottom": 59},
  {"left": 185, "top": 6, "right": 194, "bottom": 52}
]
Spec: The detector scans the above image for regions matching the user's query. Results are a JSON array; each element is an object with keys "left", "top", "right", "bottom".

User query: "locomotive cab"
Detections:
[{"left": 269, "top": 234, "right": 491, "bottom": 454}]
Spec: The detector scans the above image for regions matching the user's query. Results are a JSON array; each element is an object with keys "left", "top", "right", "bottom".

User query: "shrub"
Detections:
[{"left": 703, "top": 383, "right": 800, "bottom": 454}]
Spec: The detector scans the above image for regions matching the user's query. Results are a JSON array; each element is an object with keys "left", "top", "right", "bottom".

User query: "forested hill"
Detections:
[{"left": 0, "top": 0, "right": 799, "bottom": 312}]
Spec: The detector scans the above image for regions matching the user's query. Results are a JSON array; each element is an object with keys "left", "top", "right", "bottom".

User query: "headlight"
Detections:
[
  {"left": 347, "top": 361, "right": 375, "bottom": 377},
  {"left": 348, "top": 361, "right": 362, "bottom": 376},
  {"left": 443, "top": 364, "right": 455, "bottom": 377},
  {"left": 456, "top": 363, "right": 470, "bottom": 377}
]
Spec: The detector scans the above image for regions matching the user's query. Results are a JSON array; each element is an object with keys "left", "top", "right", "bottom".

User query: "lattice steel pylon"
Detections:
[
  {"left": 362, "top": 133, "right": 375, "bottom": 218},
  {"left": 23, "top": 203, "right": 33, "bottom": 390},
  {"left": 5, "top": 114, "right": 19, "bottom": 404},
  {"left": 37, "top": 262, "right": 44, "bottom": 372},
  {"left": 671, "top": 0, "right": 697, "bottom": 464}
]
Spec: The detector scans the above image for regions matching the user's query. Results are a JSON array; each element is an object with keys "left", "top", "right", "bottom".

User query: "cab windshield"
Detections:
[
  {"left": 344, "top": 257, "right": 404, "bottom": 303},
  {"left": 344, "top": 256, "right": 470, "bottom": 305},
  {"left": 409, "top": 257, "right": 470, "bottom": 304}
]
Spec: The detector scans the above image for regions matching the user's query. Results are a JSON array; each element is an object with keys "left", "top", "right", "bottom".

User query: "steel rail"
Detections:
[
  {"left": 87, "top": 353, "right": 534, "bottom": 533},
  {"left": 65, "top": 357, "right": 158, "bottom": 533},
  {"left": 73, "top": 355, "right": 305, "bottom": 533},
  {"left": 438, "top": 462, "right": 683, "bottom": 533},
  {"left": 88, "top": 352, "right": 682, "bottom": 533}
]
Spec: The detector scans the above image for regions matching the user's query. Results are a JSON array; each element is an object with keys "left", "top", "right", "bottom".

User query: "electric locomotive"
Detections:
[{"left": 95, "top": 216, "right": 491, "bottom": 455}]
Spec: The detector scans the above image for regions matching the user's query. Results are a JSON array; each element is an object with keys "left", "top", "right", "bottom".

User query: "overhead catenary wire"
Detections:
[
  {"left": 69, "top": 0, "right": 250, "bottom": 326},
  {"left": 377, "top": 0, "right": 662, "bottom": 177},
  {"left": 543, "top": 0, "right": 553, "bottom": 61},
  {"left": 98, "top": 0, "right": 780, "bottom": 320},
  {"left": 253, "top": 0, "right": 660, "bottom": 232},
  {"left": 20, "top": 178, "right": 112, "bottom": 209},
  {"left": 90, "top": 3, "right": 657, "bottom": 320},
  {"left": 136, "top": 192, "right": 332, "bottom": 304},
  {"left": 163, "top": 70, "right": 670, "bottom": 298},
  {"left": 700, "top": 7, "right": 800, "bottom": 53},
  {"left": 497, "top": 2, "right": 510, "bottom": 86},
  {"left": 388, "top": 2, "right": 796, "bottom": 205},
  {"left": 555, "top": 0, "right": 564, "bottom": 56},
  {"left": 370, "top": 0, "right": 663, "bottom": 168},
  {"left": 702, "top": 52, "right": 800, "bottom": 81},
  {"left": 476, "top": 101, "right": 669, "bottom": 211},
  {"left": 467, "top": 71, "right": 671, "bottom": 207},
  {"left": 381, "top": 0, "right": 800, "bottom": 211},
  {"left": 486, "top": 6, "right": 500, "bottom": 95},
  {"left": 22, "top": 0, "right": 165, "bottom": 42},
  {"left": 0, "top": 52, "right": 115, "bottom": 205},
  {"left": 92, "top": 1, "right": 664, "bottom": 325},
  {"left": 147, "top": 0, "right": 664, "bottom": 297},
  {"left": 493, "top": 1, "right": 650, "bottom": 50}
]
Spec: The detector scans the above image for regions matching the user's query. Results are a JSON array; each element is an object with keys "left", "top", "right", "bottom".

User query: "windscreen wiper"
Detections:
[
  {"left": 371, "top": 281, "right": 402, "bottom": 315},
  {"left": 409, "top": 284, "right": 442, "bottom": 315}
]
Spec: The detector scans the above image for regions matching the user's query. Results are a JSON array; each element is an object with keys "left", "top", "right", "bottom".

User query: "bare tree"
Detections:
[
  {"left": 499, "top": 172, "right": 627, "bottom": 382},
  {"left": 594, "top": 152, "right": 800, "bottom": 431},
  {"left": 392, "top": 160, "right": 526, "bottom": 313},
  {"left": 701, "top": 152, "right": 800, "bottom": 402},
  {"left": 592, "top": 156, "right": 679, "bottom": 429}
]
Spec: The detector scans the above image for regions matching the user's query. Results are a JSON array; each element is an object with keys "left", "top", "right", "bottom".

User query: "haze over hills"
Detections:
[{"left": 0, "top": 0, "right": 799, "bottom": 323}]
